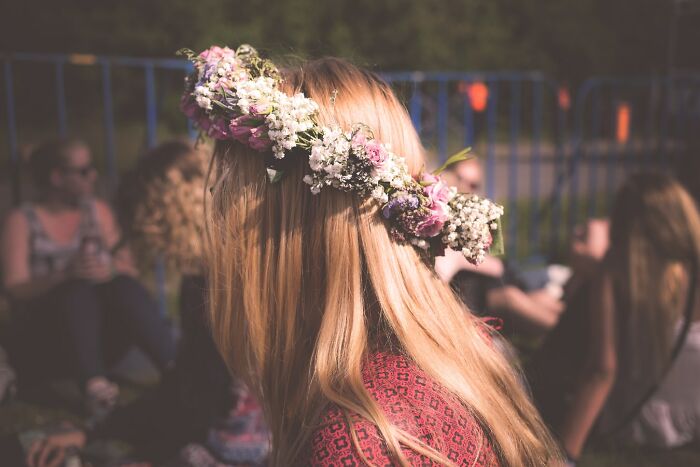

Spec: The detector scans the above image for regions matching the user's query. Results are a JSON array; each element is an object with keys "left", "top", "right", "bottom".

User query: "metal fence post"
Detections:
[
  {"left": 55, "top": 60, "right": 68, "bottom": 136},
  {"left": 508, "top": 80, "right": 520, "bottom": 256},
  {"left": 486, "top": 80, "right": 498, "bottom": 200},
  {"left": 437, "top": 79, "right": 449, "bottom": 162},
  {"left": 100, "top": 60, "right": 117, "bottom": 185},
  {"left": 530, "top": 80, "right": 543, "bottom": 254},
  {"left": 4, "top": 61, "right": 20, "bottom": 205},
  {"left": 410, "top": 77, "right": 423, "bottom": 138},
  {"left": 463, "top": 81, "right": 475, "bottom": 148}
]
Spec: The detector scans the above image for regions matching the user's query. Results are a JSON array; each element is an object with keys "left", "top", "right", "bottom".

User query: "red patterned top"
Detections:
[{"left": 308, "top": 353, "right": 500, "bottom": 466}]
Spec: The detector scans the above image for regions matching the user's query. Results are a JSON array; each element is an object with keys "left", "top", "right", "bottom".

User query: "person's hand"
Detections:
[
  {"left": 26, "top": 430, "right": 86, "bottom": 467},
  {"left": 572, "top": 219, "right": 609, "bottom": 261},
  {"left": 570, "top": 219, "right": 609, "bottom": 277},
  {"left": 69, "top": 252, "right": 113, "bottom": 283}
]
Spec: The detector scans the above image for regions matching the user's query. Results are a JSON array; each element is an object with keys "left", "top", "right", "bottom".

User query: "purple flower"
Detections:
[{"left": 382, "top": 194, "right": 419, "bottom": 219}]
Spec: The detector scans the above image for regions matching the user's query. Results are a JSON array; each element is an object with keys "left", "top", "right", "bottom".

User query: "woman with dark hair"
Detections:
[{"left": 0, "top": 137, "right": 175, "bottom": 417}]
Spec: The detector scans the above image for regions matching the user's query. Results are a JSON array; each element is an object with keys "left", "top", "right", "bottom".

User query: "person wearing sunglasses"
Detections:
[{"left": 1, "top": 137, "right": 175, "bottom": 420}]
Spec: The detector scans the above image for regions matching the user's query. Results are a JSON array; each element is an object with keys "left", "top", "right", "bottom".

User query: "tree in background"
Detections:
[{"left": 3, "top": 0, "right": 697, "bottom": 81}]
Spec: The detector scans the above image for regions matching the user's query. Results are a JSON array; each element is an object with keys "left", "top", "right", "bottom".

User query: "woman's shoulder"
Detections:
[{"left": 308, "top": 353, "right": 499, "bottom": 466}]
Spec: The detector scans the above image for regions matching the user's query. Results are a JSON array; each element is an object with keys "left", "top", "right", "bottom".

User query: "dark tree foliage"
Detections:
[{"left": 2, "top": 0, "right": 697, "bottom": 80}]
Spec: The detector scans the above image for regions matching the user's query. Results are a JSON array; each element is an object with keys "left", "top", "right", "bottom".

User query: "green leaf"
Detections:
[
  {"left": 176, "top": 48, "right": 196, "bottom": 61},
  {"left": 433, "top": 147, "right": 473, "bottom": 175},
  {"left": 489, "top": 217, "right": 505, "bottom": 257}
]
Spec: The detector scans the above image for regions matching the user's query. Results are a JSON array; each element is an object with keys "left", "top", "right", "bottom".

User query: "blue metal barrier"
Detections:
[{"left": 561, "top": 74, "right": 700, "bottom": 247}]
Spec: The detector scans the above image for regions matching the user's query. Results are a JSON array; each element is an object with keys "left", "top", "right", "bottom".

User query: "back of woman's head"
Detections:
[
  {"left": 206, "top": 56, "right": 557, "bottom": 466},
  {"left": 611, "top": 172, "right": 700, "bottom": 263},
  {"left": 608, "top": 173, "right": 700, "bottom": 406},
  {"left": 116, "top": 139, "right": 207, "bottom": 272}
]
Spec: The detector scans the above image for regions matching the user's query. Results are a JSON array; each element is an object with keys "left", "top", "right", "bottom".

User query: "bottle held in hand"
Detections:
[{"left": 77, "top": 235, "right": 112, "bottom": 282}]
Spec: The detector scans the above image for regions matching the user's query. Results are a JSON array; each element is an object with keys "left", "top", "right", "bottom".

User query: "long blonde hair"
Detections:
[
  {"left": 205, "top": 57, "right": 558, "bottom": 465},
  {"left": 607, "top": 173, "right": 700, "bottom": 418}
]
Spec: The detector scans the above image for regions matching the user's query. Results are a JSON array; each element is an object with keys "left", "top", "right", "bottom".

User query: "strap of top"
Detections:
[{"left": 20, "top": 203, "right": 42, "bottom": 237}]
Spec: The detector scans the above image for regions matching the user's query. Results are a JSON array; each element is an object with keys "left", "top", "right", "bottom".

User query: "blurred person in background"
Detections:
[
  {"left": 437, "top": 157, "right": 569, "bottom": 333},
  {"left": 13, "top": 140, "right": 269, "bottom": 467},
  {"left": 532, "top": 173, "right": 700, "bottom": 464},
  {"left": 110, "top": 139, "right": 269, "bottom": 466},
  {"left": 0, "top": 137, "right": 175, "bottom": 419}
]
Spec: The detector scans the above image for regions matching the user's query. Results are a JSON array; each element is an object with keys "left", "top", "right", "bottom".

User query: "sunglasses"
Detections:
[{"left": 61, "top": 164, "right": 95, "bottom": 177}]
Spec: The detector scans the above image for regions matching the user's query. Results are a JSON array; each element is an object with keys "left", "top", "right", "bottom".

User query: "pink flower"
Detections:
[
  {"left": 199, "top": 46, "right": 222, "bottom": 60},
  {"left": 365, "top": 140, "right": 388, "bottom": 169},
  {"left": 248, "top": 126, "right": 272, "bottom": 151},
  {"left": 201, "top": 117, "right": 230, "bottom": 140},
  {"left": 180, "top": 94, "right": 200, "bottom": 119},
  {"left": 199, "top": 46, "right": 234, "bottom": 62},
  {"left": 229, "top": 115, "right": 271, "bottom": 151},
  {"left": 249, "top": 103, "right": 272, "bottom": 116},
  {"left": 351, "top": 131, "right": 367, "bottom": 150},
  {"left": 229, "top": 115, "right": 253, "bottom": 143},
  {"left": 422, "top": 173, "right": 452, "bottom": 204},
  {"left": 416, "top": 213, "right": 447, "bottom": 237},
  {"left": 415, "top": 173, "right": 451, "bottom": 237}
]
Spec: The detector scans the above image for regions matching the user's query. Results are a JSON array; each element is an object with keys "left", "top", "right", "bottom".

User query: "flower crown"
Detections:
[{"left": 179, "top": 45, "right": 503, "bottom": 264}]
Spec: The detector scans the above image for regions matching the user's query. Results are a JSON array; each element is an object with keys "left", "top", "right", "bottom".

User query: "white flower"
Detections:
[
  {"left": 325, "top": 163, "right": 343, "bottom": 176},
  {"left": 195, "top": 95, "right": 212, "bottom": 110},
  {"left": 371, "top": 186, "right": 388, "bottom": 203}
]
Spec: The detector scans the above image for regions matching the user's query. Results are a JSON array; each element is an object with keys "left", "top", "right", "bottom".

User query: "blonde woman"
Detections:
[{"left": 186, "top": 46, "right": 560, "bottom": 466}]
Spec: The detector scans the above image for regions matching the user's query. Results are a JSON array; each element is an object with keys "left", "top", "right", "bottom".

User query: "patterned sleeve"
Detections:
[{"left": 309, "top": 405, "right": 394, "bottom": 466}]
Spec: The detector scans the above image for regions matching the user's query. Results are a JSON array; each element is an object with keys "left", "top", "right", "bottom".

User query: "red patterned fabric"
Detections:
[{"left": 308, "top": 353, "right": 500, "bottom": 466}]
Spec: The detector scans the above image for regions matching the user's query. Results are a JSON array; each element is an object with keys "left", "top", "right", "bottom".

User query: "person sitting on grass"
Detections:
[{"left": 0, "top": 137, "right": 175, "bottom": 419}]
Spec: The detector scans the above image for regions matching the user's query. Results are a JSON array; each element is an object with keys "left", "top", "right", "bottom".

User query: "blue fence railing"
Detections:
[{"left": 3, "top": 53, "right": 699, "bottom": 268}]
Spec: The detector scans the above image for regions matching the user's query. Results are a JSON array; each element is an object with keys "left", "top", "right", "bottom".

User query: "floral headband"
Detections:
[{"left": 179, "top": 45, "right": 503, "bottom": 264}]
